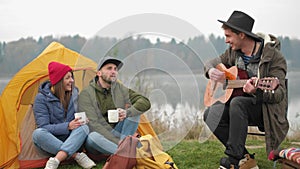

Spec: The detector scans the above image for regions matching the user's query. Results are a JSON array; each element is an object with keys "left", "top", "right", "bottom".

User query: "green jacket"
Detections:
[
  {"left": 204, "top": 33, "right": 289, "bottom": 155},
  {"left": 78, "top": 78, "right": 151, "bottom": 143}
]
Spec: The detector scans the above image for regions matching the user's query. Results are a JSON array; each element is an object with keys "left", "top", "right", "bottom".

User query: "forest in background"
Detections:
[{"left": 0, "top": 34, "right": 299, "bottom": 77}]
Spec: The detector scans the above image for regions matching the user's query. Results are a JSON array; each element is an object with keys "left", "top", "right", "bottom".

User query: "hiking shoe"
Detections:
[
  {"left": 44, "top": 157, "right": 60, "bottom": 169},
  {"left": 239, "top": 154, "right": 259, "bottom": 169},
  {"left": 75, "top": 152, "right": 96, "bottom": 169},
  {"left": 219, "top": 157, "right": 238, "bottom": 169}
]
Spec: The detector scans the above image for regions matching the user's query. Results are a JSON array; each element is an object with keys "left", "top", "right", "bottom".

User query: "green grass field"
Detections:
[{"left": 51, "top": 138, "right": 298, "bottom": 169}]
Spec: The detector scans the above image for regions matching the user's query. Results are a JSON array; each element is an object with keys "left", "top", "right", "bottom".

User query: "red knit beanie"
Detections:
[{"left": 48, "top": 61, "right": 72, "bottom": 85}]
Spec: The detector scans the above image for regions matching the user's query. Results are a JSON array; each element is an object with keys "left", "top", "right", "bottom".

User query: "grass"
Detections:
[{"left": 46, "top": 138, "right": 299, "bottom": 169}]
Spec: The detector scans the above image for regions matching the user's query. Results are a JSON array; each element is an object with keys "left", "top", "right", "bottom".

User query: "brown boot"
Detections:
[{"left": 239, "top": 154, "right": 259, "bottom": 169}]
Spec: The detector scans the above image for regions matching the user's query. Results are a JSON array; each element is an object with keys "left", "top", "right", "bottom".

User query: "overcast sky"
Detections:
[{"left": 0, "top": 0, "right": 299, "bottom": 42}]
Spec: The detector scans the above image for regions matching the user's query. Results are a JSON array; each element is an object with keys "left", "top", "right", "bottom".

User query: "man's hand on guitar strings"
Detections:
[{"left": 208, "top": 68, "right": 225, "bottom": 82}]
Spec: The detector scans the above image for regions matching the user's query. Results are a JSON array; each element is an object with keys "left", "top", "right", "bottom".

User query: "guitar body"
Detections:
[
  {"left": 203, "top": 63, "right": 279, "bottom": 107},
  {"left": 231, "top": 67, "right": 249, "bottom": 98},
  {"left": 204, "top": 64, "right": 237, "bottom": 107}
]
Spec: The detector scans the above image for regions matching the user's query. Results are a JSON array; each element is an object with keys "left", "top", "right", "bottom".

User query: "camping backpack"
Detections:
[
  {"left": 135, "top": 134, "right": 178, "bottom": 169},
  {"left": 103, "top": 135, "right": 140, "bottom": 169}
]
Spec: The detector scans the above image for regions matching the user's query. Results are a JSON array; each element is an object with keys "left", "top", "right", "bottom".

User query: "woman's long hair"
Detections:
[{"left": 51, "top": 73, "right": 73, "bottom": 112}]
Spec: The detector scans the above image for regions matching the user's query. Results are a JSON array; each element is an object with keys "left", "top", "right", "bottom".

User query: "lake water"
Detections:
[
  {"left": 0, "top": 78, "right": 10, "bottom": 93},
  {"left": 1, "top": 71, "right": 300, "bottom": 140},
  {"left": 1, "top": 73, "right": 299, "bottom": 118}
]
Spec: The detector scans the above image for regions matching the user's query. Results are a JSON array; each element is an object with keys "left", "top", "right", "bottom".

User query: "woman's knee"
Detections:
[
  {"left": 32, "top": 128, "right": 47, "bottom": 142},
  {"left": 74, "top": 124, "right": 90, "bottom": 135}
]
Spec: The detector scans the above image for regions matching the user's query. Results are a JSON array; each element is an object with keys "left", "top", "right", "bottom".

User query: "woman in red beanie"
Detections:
[{"left": 32, "top": 61, "right": 96, "bottom": 169}]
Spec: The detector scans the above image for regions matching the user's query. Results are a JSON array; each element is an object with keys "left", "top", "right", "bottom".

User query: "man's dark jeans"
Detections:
[{"left": 204, "top": 96, "right": 263, "bottom": 165}]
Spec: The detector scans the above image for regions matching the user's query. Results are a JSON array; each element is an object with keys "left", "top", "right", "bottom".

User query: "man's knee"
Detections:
[
  {"left": 126, "top": 115, "right": 140, "bottom": 123},
  {"left": 203, "top": 108, "right": 210, "bottom": 122},
  {"left": 87, "top": 131, "right": 104, "bottom": 143}
]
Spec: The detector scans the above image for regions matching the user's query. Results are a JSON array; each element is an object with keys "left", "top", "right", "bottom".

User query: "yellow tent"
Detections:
[{"left": 0, "top": 42, "right": 157, "bottom": 168}]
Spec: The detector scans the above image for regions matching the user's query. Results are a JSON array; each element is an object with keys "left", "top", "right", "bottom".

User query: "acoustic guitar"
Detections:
[{"left": 204, "top": 63, "right": 279, "bottom": 107}]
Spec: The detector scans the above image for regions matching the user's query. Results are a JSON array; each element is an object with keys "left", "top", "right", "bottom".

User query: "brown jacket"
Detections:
[{"left": 204, "top": 33, "right": 289, "bottom": 155}]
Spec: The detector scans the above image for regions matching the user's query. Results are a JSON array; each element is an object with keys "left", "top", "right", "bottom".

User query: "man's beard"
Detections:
[{"left": 100, "top": 74, "right": 116, "bottom": 84}]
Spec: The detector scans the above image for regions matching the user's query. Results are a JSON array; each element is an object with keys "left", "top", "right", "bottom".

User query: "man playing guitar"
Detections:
[{"left": 203, "top": 11, "right": 289, "bottom": 169}]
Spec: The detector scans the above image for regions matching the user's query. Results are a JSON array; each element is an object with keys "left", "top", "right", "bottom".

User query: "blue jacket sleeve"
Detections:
[{"left": 33, "top": 93, "right": 70, "bottom": 136}]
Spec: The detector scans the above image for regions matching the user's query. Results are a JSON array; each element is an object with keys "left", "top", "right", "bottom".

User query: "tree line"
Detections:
[{"left": 0, "top": 34, "right": 299, "bottom": 77}]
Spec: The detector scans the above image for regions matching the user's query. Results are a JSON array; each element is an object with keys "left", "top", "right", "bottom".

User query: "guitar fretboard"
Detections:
[{"left": 226, "top": 79, "right": 248, "bottom": 89}]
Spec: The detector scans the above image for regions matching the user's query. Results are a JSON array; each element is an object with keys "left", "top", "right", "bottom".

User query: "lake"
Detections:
[
  {"left": 1, "top": 73, "right": 299, "bottom": 120},
  {"left": 0, "top": 78, "right": 10, "bottom": 93},
  {"left": 1, "top": 71, "right": 300, "bottom": 143}
]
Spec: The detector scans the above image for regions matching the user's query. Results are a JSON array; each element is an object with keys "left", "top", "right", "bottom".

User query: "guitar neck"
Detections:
[{"left": 226, "top": 79, "right": 248, "bottom": 89}]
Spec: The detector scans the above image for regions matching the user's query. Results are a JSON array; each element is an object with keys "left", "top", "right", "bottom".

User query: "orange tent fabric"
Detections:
[{"left": 0, "top": 42, "right": 157, "bottom": 169}]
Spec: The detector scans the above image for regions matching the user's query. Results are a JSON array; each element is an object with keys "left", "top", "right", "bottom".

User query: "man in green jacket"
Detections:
[
  {"left": 78, "top": 56, "right": 151, "bottom": 154},
  {"left": 203, "top": 11, "right": 288, "bottom": 169}
]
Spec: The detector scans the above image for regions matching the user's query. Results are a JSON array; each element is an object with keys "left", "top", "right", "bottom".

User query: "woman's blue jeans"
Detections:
[
  {"left": 85, "top": 115, "right": 140, "bottom": 154},
  {"left": 32, "top": 125, "right": 89, "bottom": 157}
]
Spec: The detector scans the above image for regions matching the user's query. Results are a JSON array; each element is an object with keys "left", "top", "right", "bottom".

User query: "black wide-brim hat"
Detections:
[{"left": 218, "top": 11, "right": 262, "bottom": 41}]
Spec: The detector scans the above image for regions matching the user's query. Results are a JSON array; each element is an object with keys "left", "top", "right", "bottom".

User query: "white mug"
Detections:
[
  {"left": 108, "top": 109, "right": 119, "bottom": 123},
  {"left": 74, "top": 112, "right": 87, "bottom": 124}
]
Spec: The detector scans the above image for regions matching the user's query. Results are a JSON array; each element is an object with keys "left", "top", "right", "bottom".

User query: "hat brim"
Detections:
[
  {"left": 218, "top": 20, "right": 262, "bottom": 42},
  {"left": 98, "top": 58, "right": 123, "bottom": 70}
]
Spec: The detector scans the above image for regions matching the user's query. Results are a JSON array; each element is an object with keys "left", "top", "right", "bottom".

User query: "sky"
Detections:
[{"left": 0, "top": 0, "right": 300, "bottom": 42}]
